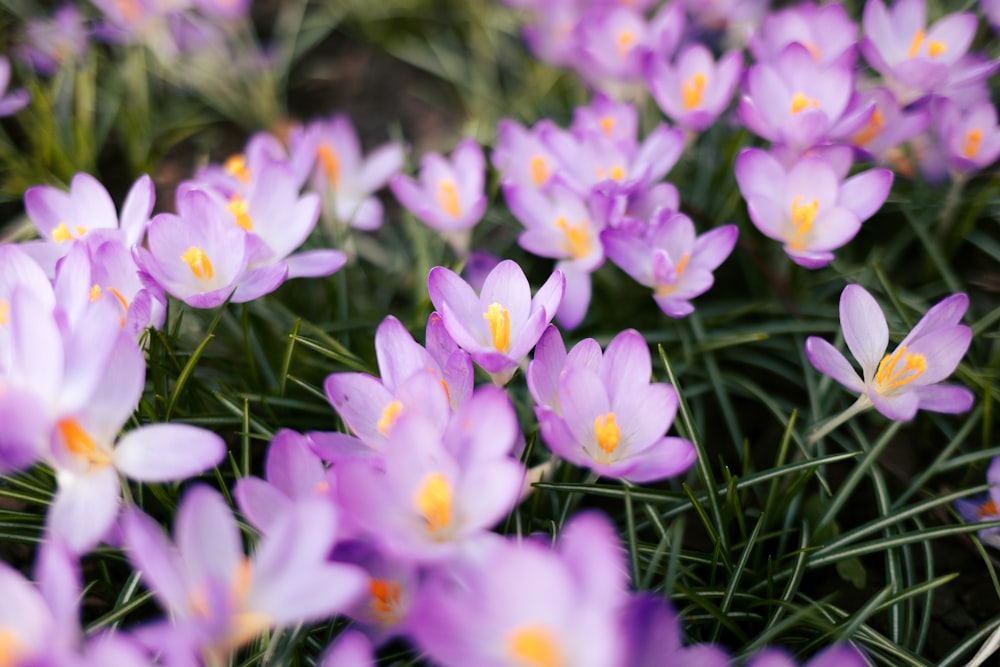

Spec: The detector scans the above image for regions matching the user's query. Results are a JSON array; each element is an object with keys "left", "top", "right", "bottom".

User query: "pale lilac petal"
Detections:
[
  {"left": 347, "top": 198, "right": 384, "bottom": 230},
  {"left": 49, "top": 466, "right": 120, "bottom": 554},
  {"left": 175, "top": 486, "right": 242, "bottom": 587},
  {"left": 119, "top": 174, "right": 155, "bottom": 247},
  {"left": 558, "top": 368, "right": 612, "bottom": 448},
  {"left": 602, "top": 329, "right": 651, "bottom": 396},
  {"left": 375, "top": 315, "right": 433, "bottom": 390},
  {"left": 121, "top": 508, "right": 188, "bottom": 612},
  {"left": 735, "top": 148, "right": 785, "bottom": 199},
  {"left": 527, "top": 325, "right": 566, "bottom": 409},
  {"left": 531, "top": 268, "right": 566, "bottom": 322},
  {"left": 234, "top": 477, "right": 291, "bottom": 533},
  {"left": 620, "top": 437, "right": 696, "bottom": 483},
  {"left": 839, "top": 169, "right": 893, "bottom": 221},
  {"left": 805, "top": 337, "right": 864, "bottom": 392},
  {"left": 840, "top": 284, "right": 888, "bottom": 379},
  {"left": 807, "top": 208, "right": 861, "bottom": 252},
  {"left": 690, "top": 225, "right": 738, "bottom": 271},
  {"left": 870, "top": 389, "right": 920, "bottom": 421},
  {"left": 284, "top": 250, "right": 346, "bottom": 279},
  {"left": 72, "top": 173, "right": 119, "bottom": 230},
  {"left": 906, "top": 325, "right": 971, "bottom": 385},
  {"left": 427, "top": 266, "right": 483, "bottom": 342},
  {"left": 555, "top": 262, "right": 592, "bottom": 330},
  {"left": 323, "top": 373, "right": 394, "bottom": 444},
  {"left": 807, "top": 644, "right": 869, "bottom": 667},
  {"left": 481, "top": 260, "right": 532, "bottom": 334},
  {"left": 112, "top": 423, "right": 225, "bottom": 482},
  {"left": 745, "top": 195, "right": 788, "bottom": 242},
  {"left": 359, "top": 143, "right": 405, "bottom": 193},
  {"left": 902, "top": 293, "right": 968, "bottom": 345},
  {"left": 558, "top": 511, "right": 627, "bottom": 604},
  {"left": 747, "top": 647, "right": 797, "bottom": 667},
  {"left": 320, "top": 631, "right": 375, "bottom": 667},
  {"left": 231, "top": 263, "right": 288, "bottom": 303}
]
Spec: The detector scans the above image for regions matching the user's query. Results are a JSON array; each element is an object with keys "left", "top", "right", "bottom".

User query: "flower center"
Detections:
[
  {"left": 874, "top": 344, "right": 927, "bottom": 393},
  {"left": 616, "top": 30, "right": 635, "bottom": 59},
  {"left": 0, "top": 629, "right": 26, "bottom": 667},
  {"left": 682, "top": 72, "right": 707, "bottom": 110},
  {"left": 790, "top": 92, "right": 820, "bottom": 115},
  {"left": 377, "top": 400, "right": 404, "bottom": 435},
  {"left": 181, "top": 247, "right": 214, "bottom": 281},
  {"left": 907, "top": 29, "right": 946, "bottom": 58},
  {"left": 317, "top": 143, "right": 341, "bottom": 188},
  {"left": 530, "top": 155, "right": 549, "bottom": 187},
  {"left": 224, "top": 154, "right": 251, "bottom": 184},
  {"left": 852, "top": 109, "right": 885, "bottom": 147},
  {"left": 483, "top": 302, "right": 511, "bottom": 354},
  {"left": 436, "top": 180, "right": 462, "bottom": 218},
  {"left": 508, "top": 626, "right": 563, "bottom": 667},
  {"left": 555, "top": 216, "right": 591, "bottom": 259},
  {"left": 961, "top": 129, "right": 982, "bottom": 159},
  {"left": 654, "top": 253, "right": 690, "bottom": 297},
  {"left": 599, "top": 116, "right": 615, "bottom": 136},
  {"left": 788, "top": 195, "right": 819, "bottom": 251},
  {"left": 415, "top": 472, "right": 453, "bottom": 536},
  {"left": 57, "top": 417, "right": 112, "bottom": 468},
  {"left": 51, "top": 222, "right": 87, "bottom": 243},
  {"left": 594, "top": 412, "right": 621, "bottom": 462},
  {"left": 0, "top": 300, "right": 8, "bottom": 327},
  {"left": 227, "top": 194, "right": 254, "bottom": 231},
  {"left": 90, "top": 285, "right": 130, "bottom": 327},
  {"left": 369, "top": 578, "right": 402, "bottom": 624},
  {"left": 978, "top": 498, "right": 998, "bottom": 518}
]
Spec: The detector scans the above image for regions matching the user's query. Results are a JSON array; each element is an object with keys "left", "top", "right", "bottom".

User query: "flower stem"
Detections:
[{"left": 807, "top": 394, "right": 872, "bottom": 446}]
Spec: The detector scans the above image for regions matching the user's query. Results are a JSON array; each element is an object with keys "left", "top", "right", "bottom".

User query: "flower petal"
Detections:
[
  {"left": 840, "top": 284, "right": 888, "bottom": 380},
  {"left": 113, "top": 423, "right": 225, "bottom": 482}
]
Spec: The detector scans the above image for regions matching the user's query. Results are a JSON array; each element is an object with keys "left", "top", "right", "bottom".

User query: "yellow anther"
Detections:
[
  {"left": 57, "top": 418, "right": 112, "bottom": 467},
  {"left": 508, "top": 626, "right": 564, "bottom": 667},
  {"left": 907, "top": 29, "right": 925, "bottom": 58},
  {"left": 224, "top": 154, "right": 251, "bottom": 184},
  {"left": 802, "top": 41, "right": 823, "bottom": 63},
  {"left": 181, "top": 247, "right": 214, "bottom": 281},
  {"left": 928, "top": 40, "right": 946, "bottom": 57},
  {"left": 874, "top": 344, "right": 927, "bottom": 392},
  {"left": 682, "top": 72, "right": 707, "bottom": 110},
  {"left": 788, "top": 195, "right": 819, "bottom": 250},
  {"left": 314, "top": 480, "right": 331, "bottom": 495},
  {"left": 594, "top": 412, "right": 621, "bottom": 460},
  {"left": 369, "top": 578, "right": 402, "bottom": 623},
  {"left": 483, "top": 302, "right": 511, "bottom": 354},
  {"left": 226, "top": 194, "right": 254, "bottom": 231},
  {"left": 52, "top": 222, "right": 87, "bottom": 243},
  {"left": 616, "top": 30, "right": 635, "bottom": 59},
  {"left": 316, "top": 143, "right": 341, "bottom": 188},
  {"left": 530, "top": 155, "right": 549, "bottom": 187},
  {"left": 852, "top": 108, "right": 885, "bottom": 147},
  {"left": 377, "top": 400, "right": 404, "bottom": 435},
  {"left": 0, "top": 300, "right": 8, "bottom": 327},
  {"left": 436, "top": 180, "right": 462, "bottom": 218},
  {"left": 608, "top": 165, "right": 626, "bottom": 181},
  {"left": 653, "top": 253, "right": 690, "bottom": 297},
  {"left": 0, "top": 629, "right": 25, "bottom": 667},
  {"left": 979, "top": 498, "right": 998, "bottom": 518},
  {"left": 415, "top": 472, "right": 453, "bottom": 535},
  {"left": 555, "top": 216, "right": 592, "bottom": 259},
  {"left": 600, "top": 116, "right": 615, "bottom": 136},
  {"left": 89, "top": 284, "right": 102, "bottom": 302},
  {"left": 961, "top": 129, "right": 982, "bottom": 159},
  {"left": 790, "top": 92, "right": 820, "bottom": 114}
]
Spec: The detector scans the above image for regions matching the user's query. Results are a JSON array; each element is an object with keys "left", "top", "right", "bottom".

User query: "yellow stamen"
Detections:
[
  {"left": 653, "top": 253, "right": 690, "bottom": 297},
  {"left": 57, "top": 418, "right": 112, "bottom": 467},
  {"left": 89, "top": 284, "right": 102, "bottom": 302},
  {"left": 508, "top": 626, "right": 563, "bottom": 667},
  {"left": 483, "top": 303, "right": 511, "bottom": 354},
  {"left": 873, "top": 344, "right": 927, "bottom": 393},
  {"left": 961, "top": 129, "right": 982, "bottom": 159},
  {"left": 682, "top": 72, "right": 707, "bottom": 110},
  {"left": 436, "top": 180, "right": 462, "bottom": 218},
  {"left": 788, "top": 195, "right": 819, "bottom": 251},
  {"left": 790, "top": 92, "right": 820, "bottom": 114},
  {"left": 0, "top": 300, "right": 8, "bottom": 327},
  {"left": 908, "top": 29, "right": 925, "bottom": 58},
  {"left": 616, "top": 30, "right": 635, "bottom": 59},
  {"left": 106, "top": 286, "right": 129, "bottom": 314},
  {"left": 415, "top": 472, "right": 453, "bottom": 535},
  {"left": 114, "top": 0, "right": 142, "bottom": 24},
  {"left": 979, "top": 498, "right": 998, "bottom": 518},
  {"left": 608, "top": 165, "right": 626, "bottom": 181},
  {"left": 316, "top": 143, "right": 341, "bottom": 188},
  {"left": 599, "top": 116, "right": 615, "bottom": 136},
  {"left": 224, "top": 154, "right": 251, "bottom": 184},
  {"left": 314, "top": 480, "right": 330, "bottom": 495},
  {"left": 530, "top": 155, "right": 549, "bottom": 187},
  {"left": 181, "top": 247, "right": 214, "bottom": 281},
  {"left": 594, "top": 412, "right": 621, "bottom": 460},
  {"left": 555, "top": 216, "right": 592, "bottom": 259},
  {"left": 51, "top": 222, "right": 87, "bottom": 243},
  {"left": 928, "top": 40, "right": 946, "bottom": 57},
  {"left": 0, "top": 629, "right": 25, "bottom": 667},
  {"left": 803, "top": 41, "right": 823, "bottom": 63},
  {"left": 852, "top": 108, "right": 885, "bottom": 147},
  {"left": 226, "top": 194, "right": 254, "bottom": 231},
  {"left": 369, "top": 578, "right": 402, "bottom": 623},
  {"left": 377, "top": 400, "right": 404, "bottom": 435}
]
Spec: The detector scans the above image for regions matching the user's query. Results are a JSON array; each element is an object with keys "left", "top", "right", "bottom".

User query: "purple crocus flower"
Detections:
[
  {"left": 860, "top": 0, "right": 979, "bottom": 105},
  {"left": 749, "top": 2, "right": 858, "bottom": 69},
  {"left": 122, "top": 485, "right": 367, "bottom": 663},
  {"left": 849, "top": 86, "right": 931, "bottom": 166},
  {"left": 18, "top": 5, "right": 91, "bottom": 76},
  {"left": 645, "top": 43, "right": 743, "bottom": 132},
  {"left": 530, "top": 326, "right": 697, "bottom": 482},
  {"left": 805, "top": 284, "right": 974, "bottom": 422},
  {"left": 294, "top": 114, "right": 404, "bottom": 230},
  {"left": 320, "top": 631, "right": 375, "bottom": 667},
  {"left": 601, "top": 210, "right": 738, "bottom": 317},
  {"left": 953, "top": 455, "right": 1000, "bottom": 549},
  {"left": 390, "top": 139, "right": 487, "bottom": 253},
  {"left": 936, "top": 98, "right": 1000, "bottom": 174},
  {"left": 492, "top": 119, "right": 561, "bottom": 192},
  {"left": 332, "top": 540, "right": 420, "bottom": 643},
  {"left": 427, "top": 259, "right": 564, "bottom": 385},
  {"left": 739, "top": 43, "right": 871, "bottom": 155},
  {"left": 748, "top": 644, "right": 869, "bottom": 667},
  {"left": 735, "top": 148, "right": 893, "bottom": 268},
  {"left": 409, "top": 511, "right": 627, "bottom": 667},
  {"left": 0, "top": 57, "right": 29, "bottom": 117},
  {"left": 621, "top": 593, "right": 731, "bottom": 667}
]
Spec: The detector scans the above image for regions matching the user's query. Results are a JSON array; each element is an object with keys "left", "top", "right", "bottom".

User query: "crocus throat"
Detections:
[
  {"left": 600, "top": 116, "right": 615, "bottom": 136},
  {"left": 788, "top": 195, "right": 818, "bottom": 250},
  {"left": 873, "top": 344, "right": 926, "bottom": 393},
  {"left": 58, "top": 417, "right": 112, "bottom": 467},
  {"left": 483, "top": 302, "right": 511, "bottom": 354},
  {"left": 907, "top": 29, "right": 946, "bottom": 58},
  {"left": 682, "top": 72, "right": 707, "bottom": 110},
  {"left": 436, "top": 180, "right": 462, "bottom": 218},
  {"left": 0, "top": 300, "right": 8, "bottom": 327},
  {"left": 508, "top": 626, "right": 563, "bottom": 667},
  {"left": 317, "top": 143, "right": 341, "bottom": 187},
  {"left": 594, "top": 412, "right": 621, "bottom": 461},
  {"left": 978, "top": 498, "right": 998, "bottom": 518},
  {"left": 790, "top": 92, "right": 820, "bottom": 114},
  {"left": 52, "top": 222, "right": 87, "bottom": 243},
  {"left": 415, "top": 472, "right": 453, "bottom": 535},
  {"left": 181, "top": 247, "right": 215, "bottom": 281},
  {"left": 0, "top": 629, "right": 25, "bottom": 667},
  {"left": 616, "top": 30, "right": 635, "bottom": 59},
  {"left": 852, "top": 108, "right": 885, "bottom": 147},
  {"left": 224, "top": 154, "right": 251, "bottom": 184},
  {"left": 377, "top": 400, "right": 404, "bottom": 435},
  {"left": 653, "top": 253, "right": 690, "bottom": 297},
  {"left": 369, "top": 578, "right": 402, "bottom": 623},
  {"left": 555, "top": 216, "right": 592, "bottom": 259},
  {"left": 961, "top": 129, "right": 982, "bottom": 159},
  {"left": 226, "top": 194, "right": 254, "bottom": 231},
  {"left": 530, "top": 155, "right": 550, "bottom": 187}
]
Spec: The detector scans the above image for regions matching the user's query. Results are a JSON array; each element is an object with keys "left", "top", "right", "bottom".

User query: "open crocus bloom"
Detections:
[
  {"left": 953, "top": 455, "right": 1000, "bottom": 549},
  {"left": 748, "top": 644, "right": 869, "bottom": 667},
  {"left": 805, "top": 284, "right": 973, "bottom": 422}
]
